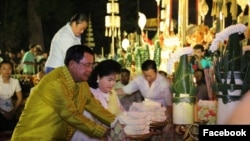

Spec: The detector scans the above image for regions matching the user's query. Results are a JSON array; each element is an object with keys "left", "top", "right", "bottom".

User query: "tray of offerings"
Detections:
[
  {"left": 126, "top": 132, "right": 152, "bottom": 141},
  {"left": 150, "top": 120, "right": 168, "bottom": 130}
]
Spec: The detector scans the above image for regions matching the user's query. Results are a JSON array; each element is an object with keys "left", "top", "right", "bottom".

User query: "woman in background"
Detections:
[
  {"left": 0, "top": 60, "right": 23, "bottom": 131},
  {"left": 71, "top": 59, "right": 124, "bottom": 141}
]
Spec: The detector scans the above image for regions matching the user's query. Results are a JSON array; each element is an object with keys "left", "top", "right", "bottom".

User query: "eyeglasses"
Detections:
[{"left": 79, "top": 62, "right": 94, "bottom": 69}]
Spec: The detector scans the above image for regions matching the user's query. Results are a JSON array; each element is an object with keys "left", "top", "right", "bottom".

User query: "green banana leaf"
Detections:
[
  {"left": 125, "top": 53, "right": 132, "bottom": 69},
  {"left": 227, "top": 33, "right": 242, "bottom": 71},
  {"left": 135, "top": 48, "right": 142, "bottom": 74},
  {"left": 144, "top": 44, "right": 150, "bottom": 61},
  {"left": 171, "top": 54, "right": 196, "bottom": 102},
  {"left": 153, "top": 40, "right": 161, "bottom": 67},
  {"left": 213, "top": 33, "right": 249, "bottom": 104},
  {"left": 242, "top": 64, "right": 250, "bottom": 95}
]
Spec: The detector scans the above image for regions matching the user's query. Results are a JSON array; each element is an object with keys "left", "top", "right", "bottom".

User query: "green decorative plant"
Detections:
[
  {"left": 143, "top": 44, "right": 150, "bottom": 62},
  {"left": 210, "top": 24, "right": 250, "bottom": 104},
  {"left": 171, "top": 54, "right": 196, "bottom": 104},
  {"left": 153, "top": 40, "right": 161, "bottom": 68},
  {"left": 134, "top": 47, "right": 142, "bottom": 74},
  {"left": 125, "top": 48, "right": 132, "bottom": 69}
]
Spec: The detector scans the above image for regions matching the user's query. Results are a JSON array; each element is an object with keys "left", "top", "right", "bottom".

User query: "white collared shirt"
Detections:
[
  {"left": 122, "top": 73, "right": 172, "bottom": 106},
  {"left": 45, "top": 23, "right": 81, "bottom": 68}
]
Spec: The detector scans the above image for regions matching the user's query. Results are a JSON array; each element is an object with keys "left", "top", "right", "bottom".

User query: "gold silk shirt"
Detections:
[{"left": 11, "top": 66, "right": 115, "bottom": 141}]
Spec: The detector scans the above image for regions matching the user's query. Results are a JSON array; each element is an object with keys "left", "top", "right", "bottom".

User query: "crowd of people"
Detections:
[
  {"left": 0, "top": 45, "right": 47, "bottom": 75},
  {"left": 0, "top": 12, "right": 249, "bottom": 141}
]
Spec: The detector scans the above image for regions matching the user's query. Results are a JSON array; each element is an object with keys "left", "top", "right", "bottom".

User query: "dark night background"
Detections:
[{"left": 0, "top": 0, "right": 241, "bottom": 55}]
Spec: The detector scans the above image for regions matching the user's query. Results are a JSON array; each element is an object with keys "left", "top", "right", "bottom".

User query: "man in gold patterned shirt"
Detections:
[{"left": 11, "top": 45, "right": 115, "bottom": 141}]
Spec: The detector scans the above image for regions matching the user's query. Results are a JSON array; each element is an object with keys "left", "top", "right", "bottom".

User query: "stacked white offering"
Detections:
[
  {"left": 118, "top": 111, "right": 150, "bottom": 135},
  {"left": 129, "top": 99, "right": 167, "bottom": 122}
]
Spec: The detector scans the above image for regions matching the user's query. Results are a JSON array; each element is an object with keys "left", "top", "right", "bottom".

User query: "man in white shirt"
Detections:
[
  {"left": 45, "top": 13, "right": 88, "bottom": 73},
  {"left": 115, "top": 60, "right": 172, "bottom": 115}
]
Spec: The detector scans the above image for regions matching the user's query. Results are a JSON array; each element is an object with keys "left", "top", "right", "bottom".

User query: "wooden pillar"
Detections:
[{"left": 178, "top": 0, "right": 188, "bottom": 46}]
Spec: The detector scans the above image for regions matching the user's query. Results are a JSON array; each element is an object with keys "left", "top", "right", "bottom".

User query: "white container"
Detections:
[
  {"left": 216, "top": 72, "right": 242, "bottom": 124},
  {"left": 173, "top": 94, "right": 195, "bottom": 124}
]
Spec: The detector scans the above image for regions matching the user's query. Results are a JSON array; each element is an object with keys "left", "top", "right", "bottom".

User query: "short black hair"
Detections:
[
  {"left": 194, "top": 68, "right": 206, "bottom": 84},
  {"left": 64, "top": 45, "right": 94, "bottom": 66},
  {"left": 193, "top": 44, "right": 204, "bottom": 51},
  {"left": 88, "top": 59, "right": 121, "bottom": 88},
  {"left": 29, "top": 44, "right": 37, "bottom": 49},
  {"left": 70, "top": 13, "right": 88, "bottom": 24},
  {"left": 141, "top": 59, "right": 157, "bottom": 72},
  {"left": 121, "top": 68, "right": 130, "bottom": 75},
  {"left": 0, "top": 60, "right": 13, "bottom": 69}
]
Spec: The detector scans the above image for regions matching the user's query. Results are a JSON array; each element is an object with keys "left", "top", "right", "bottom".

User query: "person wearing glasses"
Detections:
[
  {"left": 71, "top": 59, "right": 125, "bottom": 141},
  {"left": 45, "top": 13, "right": 88, "bottom": 74},
  {"left": 11, "top": 45, "right": 116, "bottom": 140}
]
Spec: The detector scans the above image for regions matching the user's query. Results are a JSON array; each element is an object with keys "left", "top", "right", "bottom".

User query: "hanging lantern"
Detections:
[
  {"left": 107, "top": 2, "right": 119, "bottom": 14},
  {"left": 105, "top": 0, "right": 121, "bottom": 58},
  {"left": 138, "top": 12, "right": 147, "bottom": 32},
  {"left": 122, "top": 38, "right": 130, "bottom": 51},
  {"left": 115, "top": 16, "right": 120, "bottom": 28},
  {"left": 105, "top": 16, "right": 111, "bottom": 27}
]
